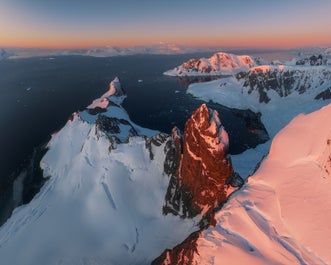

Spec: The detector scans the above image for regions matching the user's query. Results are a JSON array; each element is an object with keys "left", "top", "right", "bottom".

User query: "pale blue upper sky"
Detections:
[{"left": 1, "top": 0, "right": 331, "bottom": 48}]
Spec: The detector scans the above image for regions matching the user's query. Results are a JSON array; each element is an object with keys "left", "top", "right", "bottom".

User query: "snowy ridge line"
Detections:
[
  {"left": 0, "top": 77, "right": 201, "bottom": 265},
  {"left": 0, "top": 44, "right": 219, "bottom": 59},
  {"left": 154, "top": 104, "right": 331, "bottom": 264},
  {"left": 164, "top": 51, "right": 259, "bottom": 76},
  {"left": 193, "top": 104, "right": 331, "bottom": 264},
  {"left": 164, "top": 48, "right": 331, "bottom": 77}
]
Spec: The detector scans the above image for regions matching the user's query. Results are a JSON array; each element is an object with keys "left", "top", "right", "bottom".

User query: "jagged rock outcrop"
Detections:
[
  {"left": 163, "top": 104, "right": 241, "bottom": 225},
  {"left": 153, "top": 103, "right": 331, "bottom": 265},
  {"left": 236, "top": 65, "right": 331, "bottom": 103},
  {"left": 95, "top": 115, "right": 138, "bottom": 141},
  {"left": 315, "top": 87, "right": 331, "bottom": 100},
  {"left": 295, "top": 54, "right": 327, "bottom": 66},
  {"left": 151, "top": 231, "right": 201, "bottom": 265}
]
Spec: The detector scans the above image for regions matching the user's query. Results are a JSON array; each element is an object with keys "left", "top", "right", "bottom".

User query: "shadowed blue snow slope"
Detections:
[{"left": 0, "top": 78, "right": 199, "bottom": 265}]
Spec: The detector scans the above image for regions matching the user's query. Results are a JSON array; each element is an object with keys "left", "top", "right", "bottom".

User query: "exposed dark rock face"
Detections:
[
  {"left": 163, "top": 104, "right": 240, "bottom": 222},
  {"left": 95, "top": 114, "right": 137, "bottom": 141},
  {"left": 296, "top": 54, "right": 327, "bottom": 66},
  {"left": 87, "top": 106, "right": 107, "bottom": 115},
  {"left": 236, "top": 67, "right": 331, "bottom": 103},
  {"left": 315, "top": 87, "right": 331, "bottom": 100},
  {"left": 151, "top": 231, "right": 201, "bottom": 265},
  {"left": 163, "top": 128, "right": 183, "bottom": 216},
  {"left": 145, "top": 133, "right": 169, "bottom": 160},
  {"left": 155, "top": 105, "right": 245, "bottom": 265},
  {"left": 0, "top": 144, "right": 49, "bottom": 226}
]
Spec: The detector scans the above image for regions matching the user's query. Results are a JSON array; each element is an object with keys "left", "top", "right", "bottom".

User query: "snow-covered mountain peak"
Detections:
[
  {"left": 163, "top": 104, "right": 241, "bottom": 225},
  {"left": 189, "top": 103, "right": 229, "bottom": 153},
  {"left": 164, "top": 51, "right": 257, "bottom": 76},
  {"left": 154, "top": 102, "right": 331, "bottom": 265},
  {"left": 87, "top": 77, "right": 125, "bottom": 109},
  {"left": 0, "top": 78, "right": 202, "bottom": 265}
]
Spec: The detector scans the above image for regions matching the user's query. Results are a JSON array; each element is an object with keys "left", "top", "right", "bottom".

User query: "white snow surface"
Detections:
[
  {"left": 82, "top": 77, "right": 156, "bottom": 138},
  {"left": 0, "top": 79, "right": 199, "bottom": 265},
  {"left": 87, "top": 77, "right": 125, "bottom": 109},
  {"left": 191, "top": 103, "right": 331, "bottom": 265},
  {"left": 187, "top": 64, "right": 331, "bottom": 179},
  {"left": 164, "top": 52, "right": 256, "bottom": 76}
]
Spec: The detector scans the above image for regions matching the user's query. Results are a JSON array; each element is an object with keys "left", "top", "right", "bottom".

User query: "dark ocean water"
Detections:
[
  {"left": 0, "top": 54, "right": 207, "bottom": 181},
  {"left": 0, "top": 54, "right": 271, "bottom": 224},
  {"left": 0, "top": 53, "right": 269, "bottom": 182}
]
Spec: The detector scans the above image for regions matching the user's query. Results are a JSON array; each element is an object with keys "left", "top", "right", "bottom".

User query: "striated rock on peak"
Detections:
[
  {"left": 164, "top": 52, "right": 256, "bottom": 76},
  {"left": 154, "top": 103, "right": 331, "bottom": 265},
  {"left": 236, "top": 65, "right": 331, "bottom": 103},
  {"left": 295, "top": 54, "right": 327, "bottom": 66},
  {"left": 163, "top": 104, "right": 240, "bottom": 224},
  {"left": 151, "top": 231, "right": 201, "bottom": 265}
]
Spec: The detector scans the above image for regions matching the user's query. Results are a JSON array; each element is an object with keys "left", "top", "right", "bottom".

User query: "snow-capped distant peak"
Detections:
[{"left": 164, "top": 52, "right": 257, "bottom": 76}]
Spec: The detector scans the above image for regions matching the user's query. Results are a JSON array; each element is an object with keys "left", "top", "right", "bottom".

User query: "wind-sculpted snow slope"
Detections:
[
  {"left": 0, "top": 77, "right": 242, "bottom": 265},
  {"left": 0, "top": 78, "right": 200, "bottom": 265},
  {"left": 153, "top": 103, "right": 331, "bottom": 265}
]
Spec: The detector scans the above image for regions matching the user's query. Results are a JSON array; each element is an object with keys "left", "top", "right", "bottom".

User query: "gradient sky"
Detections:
[{"left": 1, "top": 0, "right": 331, "bottom": 49}]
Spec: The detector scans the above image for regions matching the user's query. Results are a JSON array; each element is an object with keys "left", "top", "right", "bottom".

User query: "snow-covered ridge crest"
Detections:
[
  {"left": 87, "top": 77, "right": 125, "bottom": 109},
  {"left": 80, "top": 77, "right": 157, "bottom": 143},
  {"left": 164, "top": 52, "right": 258, "bottom": 76},
  {"left": 3, "top": 44, "right": 218, "bottom": 59},
  {"left": 0, "top": 77, "right": 200, "bottom": 265},
  {"left": 154, "top": 103, "right": 331, "bottom": 265}
]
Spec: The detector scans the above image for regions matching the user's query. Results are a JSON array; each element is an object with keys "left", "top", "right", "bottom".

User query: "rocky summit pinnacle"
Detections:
[{"left": 163, "top": 104, "right": 240, "bottom": 225}]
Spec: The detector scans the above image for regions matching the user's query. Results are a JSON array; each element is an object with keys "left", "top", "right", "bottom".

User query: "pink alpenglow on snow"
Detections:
[
  {"left": 154, "top": 103, "right": 331, "bottom": 265},
  {"left": 164, "top": 52, "right": 256, "bottom": 76},
  {"left": 87, "top": 77, "right": 125, "bottom": 109}
]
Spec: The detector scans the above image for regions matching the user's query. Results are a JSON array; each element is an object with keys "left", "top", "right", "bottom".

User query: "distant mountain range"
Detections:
[
  {"left": 1, "top": 49, "right": 331, "bottom": 264},
  {"left": 165, "top": 48, "right": 331, "bottom": 76},
  {"left": 0, "top": 44, "right": 218, "bottom": 59}
]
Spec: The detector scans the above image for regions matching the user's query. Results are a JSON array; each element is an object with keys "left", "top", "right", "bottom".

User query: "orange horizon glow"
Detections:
[
  {"left": 1, "top": 1, "right": 331, "bottom": 51},
  {"left": 1, "top": 36, "right": 330, "bottom": 50}
]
